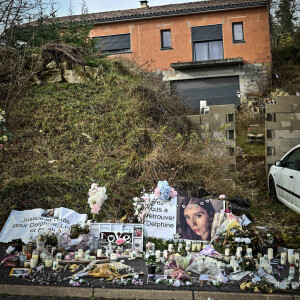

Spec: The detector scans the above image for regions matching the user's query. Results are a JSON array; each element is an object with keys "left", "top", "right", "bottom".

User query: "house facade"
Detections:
[{"left": 59, "top": 0, "right": 272, "bottom": 112}]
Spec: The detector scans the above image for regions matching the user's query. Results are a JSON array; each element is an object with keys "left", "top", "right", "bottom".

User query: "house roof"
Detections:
[{"left": 49, "top": 0, "right": 269, "bottom": 25}]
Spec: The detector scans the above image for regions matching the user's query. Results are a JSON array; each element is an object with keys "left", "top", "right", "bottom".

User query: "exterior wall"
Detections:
[
  {"left": 185, "top": 104, "right": 236, "bottom": 164},
  {"left": 90, "top": 6, "right": 271, "bottom": 72},
  {"left": 164, "top": 62, "right": 272, "bottom": 105},
  {"left": 265, "top": 96, "right": 300, "bottom": 172}
]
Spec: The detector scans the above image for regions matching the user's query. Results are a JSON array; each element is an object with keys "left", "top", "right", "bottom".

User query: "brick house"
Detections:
[{"left": 58, "top": 0, "right": 272, "bottom": 112}]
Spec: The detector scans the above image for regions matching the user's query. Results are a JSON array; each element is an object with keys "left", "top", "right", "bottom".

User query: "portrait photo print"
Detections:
[{"left": 176, "top": 197, "right": 224, "bottom": 241}]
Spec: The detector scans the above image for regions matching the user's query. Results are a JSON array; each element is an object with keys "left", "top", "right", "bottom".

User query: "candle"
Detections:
[
  {"left": 32, "top": 250, "right": 39, "bottom": 262},
  {"left": 78, "top": 249, "right": 84, "bottom": 258},
  {"left": 52, "top": 260, "right": 58, "bottom": 270},
  {"left": 24, "top": 260, "right": 30, "bottom": 268},
  {"left": 265, "top": 264, "right": 272, "bottom": 274},
  {"left": 178, "top": 242, "right": 183, "bottom": 251},
  {"left": 246, "top": 248, "right": 252, "bottom": 257},
  {"left": 257, "top": 253, "right": 262, "bottom": 259},
  {"left": 85, "top": 252, "right": 91, "bottom": 259},
  {"left": 191, "top": 242, "right": 197, "bottom": 252},
  {"left": 45, "top": 256, "right": 52, "bottom": 268},
  {"left": 30, "top": 258, "right": 37, "bottom": 268},
  {"left": 196, "top": 242, "right": 202, "bottom": 252},
  {"left": 155, "top": 250, "right": 161, "bottom": 263},
  {"left": 168, "top": 244, "right": 174, "bottom": 252},
  {"left": 225, "top": 248, "right": 230, "bottom": 256},
  {"left": 131, "top": 251, "right": 136, "bottom": 259},
  {"left": 56, "top": 253, "right": 62, "bottom": 261},
  {"left": 90, "top": 255, "right": 96, "bottom": 260},
  {"left": 110, "top": 253, "right": 117, "bottom": 261},
  {"left": 236, "top": 247, "right": 242, "bottom": 258},
  {"left": 19, "top": 255, "right": 27, "bottom": 267},
  {"left": 295, "top": 253, "right": 299, "bottom": 267},
  {"left": 268, "top": 248, "right": 273, "bottom": 260},
  {"left": 185, "top": 244, "right": 191, "bottom": 252},
  {"left": 289, "top": 254, "right": 295, "bottom": 264},
  {"left": 280, "top": 252, "right": 286, "bottom": 265},
  {"left": 163, "top": 250, "right": 168, "bottom": 259},
  {"left": 288, "top": 249, "right": 294, "bottom": 261},
  {"left": 97, "top": 249, "right": 102, "bottom": 257}
]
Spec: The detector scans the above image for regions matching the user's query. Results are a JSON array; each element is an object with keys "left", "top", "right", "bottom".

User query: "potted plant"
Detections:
[{"left": 143, "top": 250, "right": 156, "bottom": 274}]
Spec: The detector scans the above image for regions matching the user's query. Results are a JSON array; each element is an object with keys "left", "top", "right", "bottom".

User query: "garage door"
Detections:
[{"left": 173, "top": 76, "right": 240, "bottom": 112}]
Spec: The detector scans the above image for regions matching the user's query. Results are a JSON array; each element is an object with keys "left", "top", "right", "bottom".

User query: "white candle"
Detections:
[
  {"left": 281, "top": 252, "right": 286, "bottom": 265},
  {"left": 130, "top": 251, "right": 136, "bottom": 259},
  {"left": 196, "top": 242, "right": 202, "bottom": 252},
  {"left": 52, "top": 260, "right": 58, "bottom": 270},
  {"left": 110, "top": 253, "right": 117, "bottom": 261},
  {"left": 259, "top": 257, "right": 265, "bottom": 266},
  {"left": 236, "top": 247, "right": 242, "bottom": 258},
  {"left": 97, "top": 249, "right": 102, "bottom": 257},
  {"left": 163, "top": 250, "right": 168, "bottom": 259},
  {"left": 191, "top": 242, "right": 197, "bottom": 252},
  {"left": 295, "top": 253, "right": 299, "bottom": 267},
  {"left": 45, "top": 257, "right": 52, "bottom": 268},
  {"left": 168, "top": 244, "right": 174, "bottom": 252},
  {"left": 246, "top": 248, "right": 252, "bottom": 256},
  {"left": 225, "top": 248, "right": 230, "bottom": 256},
  {"left": 257, "top": 253, "right": 262, "bottom": 259},
  {"left": 78, "top": 249, "right": 84, "bottom": 258},
  {"left": 30, "top": 258, "right": 37, "bottom": 268},
  {"left": 289, "top": 254, "right": 295, "bottom": 264},
  {"left": 268, "top": 248, "right": 273, "bottom": 260},
  {"left": 155, "top": 250, "right": 161, "bottom": 262},
  {"left": 288, "top": 249, "right": 294, "bottom": 261}
]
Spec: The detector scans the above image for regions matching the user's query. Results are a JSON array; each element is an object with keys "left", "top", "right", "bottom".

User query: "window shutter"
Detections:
[
  {"left": 94, "top": 34, "right": 131, "bottom": 51},
  {"left": 192, "top": 24, "right": 223, "bottom": 42}
]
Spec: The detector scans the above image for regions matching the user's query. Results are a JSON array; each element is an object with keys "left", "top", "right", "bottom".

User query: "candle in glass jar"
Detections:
[
  {"left": 236, "top": 247, "right": 242, "bottom": 258},
  {"left": 97, "top": 249, "right": 102, "bottom": 257},
  {"left": 78, "top": 249, "right": 84, "bottom": 258},
  {"left": 19, "top": 255, "right": 27, "bottom": 267},
  {"left": 30, "top": 258, "right": 37, "bottom": 268},
  {"left": 163, "top": 250, "right": 168, "bottom": 259},
  {"left": 196, "top": 242, "right": 202, "bottom": 252},
  {"left": 257, "top": 253, "right": 262, "bottom": 259},
  {"left": 56, "top": 252, "right": 62, "bottom": 261},
  {"left": 32, "top": 250, "right": 39, "bottom": 262},
  {"left": 131, "top": 250, "right": 136, "bottom": 259},
  {"left": 289, "top": 254, "right": 295, "bottom": 264},
  {"left": 24, "top": 260, "right": 30, "bottom": 268},
  {"left": 281, "top": 252, "right": 287, "bottom": 265},
  {"left": 168, "top": 244, "right": 173, "bottom": 252},
  {"left": 45, "top": 256, "right": 52, "bottom": 268},
  {"left": 52, "top": 260, "right": 58, "bottom": 270},
  {"left": 225, "top": 248, "right": 230, "bottom": 256},
  {"left": 191, "top": 242, "right": 197, "bottom": 252},
  {"left": 268, "top": 248, "right": 273, "bottom": 260},
  {"left": 110, "top": 253, "right": 117, "bottom": 261},
  {"left": 246, "top": 248, "right": 252, "bottom": 257},
  {"left": 155, "top": 250, "right": 161, "bottom": 262}
]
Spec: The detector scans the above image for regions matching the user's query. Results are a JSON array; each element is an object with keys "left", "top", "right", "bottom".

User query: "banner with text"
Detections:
[{"left": 0, "top": 207, "right": 87, "bottom": 243}]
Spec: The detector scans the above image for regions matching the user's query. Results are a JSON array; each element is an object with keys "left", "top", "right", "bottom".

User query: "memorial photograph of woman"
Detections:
[{"left": 177, "top": 197, "right": 223, "bottom": 241}]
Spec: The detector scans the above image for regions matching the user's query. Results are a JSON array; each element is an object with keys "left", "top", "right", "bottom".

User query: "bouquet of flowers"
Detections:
[
  {"left": 154, "top": 181, "right": 177, "bottom": 201},
  {"left": 88, "top": 183, "right": 107, "bottom": 220},
  {"left": 115, "top": 238, "right": 126, "bottom": 248},
  {"left": 143, "top": 250, "right": 156, "bottom": 266}
]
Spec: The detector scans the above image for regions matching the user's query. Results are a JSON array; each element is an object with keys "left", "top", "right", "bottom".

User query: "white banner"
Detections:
[
  {"left": 0, "top": 207, "right": 87, "bottom": 243},
  {"left": 144, "top": 196, "right": 177, "bottom": 239}
]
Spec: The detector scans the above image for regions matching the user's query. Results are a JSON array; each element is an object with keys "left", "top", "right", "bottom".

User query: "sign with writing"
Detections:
[
  {"left": 89, "top": 223, "right": 144, "bottom": 252},
  {"left": 144, "top": 195, "right": 225, "bottom": 241},
  {"left": 144, "top": 197, "right": 177, "bottom": 239},
  {"left": 0, "top": 207, "right": 87, "bottom": 243}
]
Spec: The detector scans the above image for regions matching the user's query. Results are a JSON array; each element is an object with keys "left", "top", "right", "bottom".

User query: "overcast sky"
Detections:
[{"left": 55, "top": 0, "right": 203, "bottom": 17}]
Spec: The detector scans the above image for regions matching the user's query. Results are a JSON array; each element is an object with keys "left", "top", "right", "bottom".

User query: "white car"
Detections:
[{"left": 268, "top": 144, "right": 300, "bottom": 214}]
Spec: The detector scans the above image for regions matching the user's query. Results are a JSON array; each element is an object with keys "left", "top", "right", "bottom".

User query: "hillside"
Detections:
[{"left": 0, "top": 55, "right": 238, "bottom": 227}]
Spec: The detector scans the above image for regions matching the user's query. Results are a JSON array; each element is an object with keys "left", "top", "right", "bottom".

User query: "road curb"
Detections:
[{"left": 0, "top": 284, "right": 297, "bottom": 300}]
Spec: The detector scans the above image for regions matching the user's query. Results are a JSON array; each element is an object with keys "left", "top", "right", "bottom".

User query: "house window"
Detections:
[
  {"left": 191, "top": 24, "right": 223, "bottom": 62},
  {"left": 161, "top": 30, "right": 172, "bottom": 49},
  {"left": 194, "top": 40, "right": 223, "bottom": 61},
  {"left": 93, "top": 33, "right": 131, "bottom": 54},
  {"left": 232, "top": 22, "right": 244, "bottom": 43}
]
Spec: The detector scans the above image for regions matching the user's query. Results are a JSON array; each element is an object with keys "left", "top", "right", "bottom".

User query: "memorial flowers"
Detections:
[
  {"left": 115, "top": 238, "right": 126, "bottom": 247},
  {"left": 154, "top": 181, "right": 177, "bottom": 201},
  {"left": 87, "top": 184, "right": 107, "bottom": 220},
  {"left": 143, "top": 250, "right": 156, "bottom": 266}
]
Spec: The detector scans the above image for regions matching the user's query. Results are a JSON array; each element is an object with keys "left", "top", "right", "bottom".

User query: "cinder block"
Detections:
[
  {"left": 291, "top": 121, "right": 300, "bottom": 130},
  {"left": 266, "top": 139, "right": 296, "bottom": 148},
  {"left": 200, "top": 114, "right": 227, "bottom": 123},
  {"left": 276, "top": 96, "right": 300, "bottom": 105},
  {"left": 209, "top": 104, "right": 235, "bottom": 114},
  {"left": 266, "top": 155, "right": 283, "bottom": 165},
  {"left": 274, "top": 130, "right": 300, "bottom": 139},
  {"left": 185, "top": 115, "right": 200, "bottom": 124},
  {"left": 265, "top": 121, "right": 292, "bottom": 130},
  {"left": 275, "top": 113, "right": 300, "bottom": 122},
  {"left": 292, "top": 104, "right": 300, "bottom": 112},
  {"left": 266, "top": 104, "right": 292, "bottom": 113}
]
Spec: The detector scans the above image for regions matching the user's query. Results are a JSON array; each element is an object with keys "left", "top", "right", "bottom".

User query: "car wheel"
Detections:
[{"left": 269, "top": 176, "right": 278, "bottom": 201}]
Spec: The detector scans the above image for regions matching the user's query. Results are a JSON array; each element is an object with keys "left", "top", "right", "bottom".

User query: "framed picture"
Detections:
[{"left": 9, "top": 268, "right": 31, "bottom": 277}]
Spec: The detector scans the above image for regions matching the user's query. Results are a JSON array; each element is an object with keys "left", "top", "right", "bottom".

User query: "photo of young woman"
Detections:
[{"left": 177, "top": 197, "right": 221, "bottom": 241}]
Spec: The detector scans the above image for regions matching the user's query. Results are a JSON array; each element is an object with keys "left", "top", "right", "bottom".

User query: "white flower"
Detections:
[
  {"left": 173, "top": 279, "right": 181, "bottom": 287},
  {"left": 235, "top": 238, "right": 242, "bottom": 243},
  {"left": 186, "top": 281, "right": 192, "bottom": 286}
]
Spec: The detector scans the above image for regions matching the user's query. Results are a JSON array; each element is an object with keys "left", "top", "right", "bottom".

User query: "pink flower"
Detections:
[
  {"left": 219, "top": 194, "right": 226, "bottom": 200},
  {"left": 224, "top": 209, "right": 231, "bottom": 213},
  {"left": 91, "top": 203, "right": 100, "bottom": 214},
  {"left": 116, "top": 238, "right": 126, "bottom": 246},
  {"left": 154, "top": 187, "right": 160, "bottom": 198},
  {"left": 170, "top": 188, "right": 178, "bottom": 198}
]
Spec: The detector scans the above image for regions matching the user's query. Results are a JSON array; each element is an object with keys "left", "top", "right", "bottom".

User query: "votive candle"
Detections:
[
  {"left": 281, "top": 252, "right": 286, "bottom": 265},
  {"left": 225, "top": 248, "right": 230, "bottom": 256},
  {"left": 30, "top": 258, "right": 37, "bottom": 268},
  {"left": 268, "top": 248, "right": 273, "bottom": 260},
  {"left": 97, "top": 249, "right": 102, "bottom": 257}
]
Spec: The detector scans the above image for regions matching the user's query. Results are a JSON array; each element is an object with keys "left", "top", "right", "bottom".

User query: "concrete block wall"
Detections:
[
  {"left": 185, "top": 104, "right": 236, "bottom": 163},
  {"left": 265, "top": 96, "right": 300, "bottom": 171}
]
